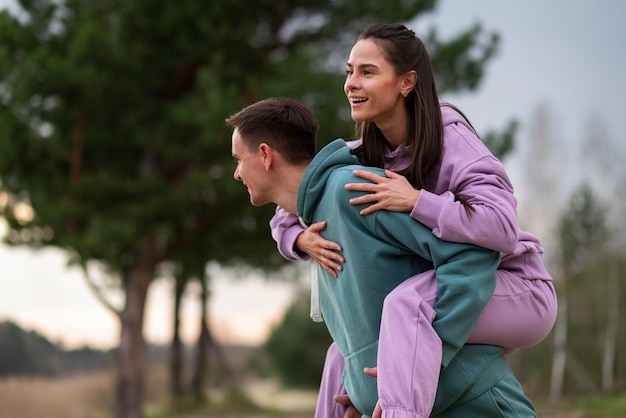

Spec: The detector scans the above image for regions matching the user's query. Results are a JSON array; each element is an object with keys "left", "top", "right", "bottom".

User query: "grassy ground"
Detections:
[{"left": 534, "top": 395, "right": 626, "bottom": 418}]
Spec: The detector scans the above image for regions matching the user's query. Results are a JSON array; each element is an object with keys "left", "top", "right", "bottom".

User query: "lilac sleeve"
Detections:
[
  {"left": 269, "top": 206, "right": 310, "bottom": 262},
  {"left": 411, "top": 156, "right": 519, "bottom": 254}
]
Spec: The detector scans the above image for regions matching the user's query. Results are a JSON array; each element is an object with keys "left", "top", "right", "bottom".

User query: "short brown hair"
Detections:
[{"left": 226, "top": 97, "right": 319, "bottom": 164}]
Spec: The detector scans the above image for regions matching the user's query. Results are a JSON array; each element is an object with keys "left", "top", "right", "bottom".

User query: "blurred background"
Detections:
[{"left": 1, "top": 1, "right": 625, "bottom": 417}]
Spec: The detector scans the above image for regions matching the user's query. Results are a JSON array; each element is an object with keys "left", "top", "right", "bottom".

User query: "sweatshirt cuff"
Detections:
[
  {"left": 410, "top": 190, "right": 447, "bottom": 230},
  {"left": 281, "top": 227, "right": 311, "bottom": 262},
  {"left": 381, "top": 409, "right": 428, "bottom": 418}
]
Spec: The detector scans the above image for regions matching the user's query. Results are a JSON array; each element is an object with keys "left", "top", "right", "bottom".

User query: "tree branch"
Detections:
[{"left": 80, "top": 262, "right": 121, "bottom": 318}]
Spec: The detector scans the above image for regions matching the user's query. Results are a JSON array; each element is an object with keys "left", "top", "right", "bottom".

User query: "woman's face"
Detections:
[{"left": 344, "top": 39, "right": 408, "bottom": 126}]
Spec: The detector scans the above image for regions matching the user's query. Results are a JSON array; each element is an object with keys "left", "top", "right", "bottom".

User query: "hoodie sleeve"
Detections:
[
  {"left": 371, "top": 209, "right": 500, "bottom": 367},
  {"left": 269, "top": 206, "right": 310, "bottom": 262},
  {"left": 411, "top": 153, "right": 519, "bottom": 255}
]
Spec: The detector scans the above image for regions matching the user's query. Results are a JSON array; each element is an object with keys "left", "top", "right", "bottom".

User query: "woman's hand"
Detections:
[
  {"left": 345, "top": 169, "right": 419, "bottom": 215},
  {"left": 295, "top": 220, "right": 344, "bottom": 278}
]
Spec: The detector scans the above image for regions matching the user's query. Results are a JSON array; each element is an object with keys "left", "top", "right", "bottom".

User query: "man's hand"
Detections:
[
  {"left": 364, "top": 367, "right": 382, "bottom": 418},
  {"left": 364, "top": 367, "right": 378, "bottom": 378},
  {"left": 333, "top": 394, "right": 363, "bottom": 418},
  {"left": 332, "top": 368, "right": 381, "bottom": 418}
]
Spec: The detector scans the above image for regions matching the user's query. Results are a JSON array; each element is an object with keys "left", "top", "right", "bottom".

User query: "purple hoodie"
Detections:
[{"left": 269, "top": 104, "right": 552, "bottom": 283}]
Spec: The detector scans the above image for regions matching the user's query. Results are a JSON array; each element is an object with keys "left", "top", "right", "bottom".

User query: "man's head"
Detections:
[{"left": 227, "top": 97, "right": 319, "bottom": 208}]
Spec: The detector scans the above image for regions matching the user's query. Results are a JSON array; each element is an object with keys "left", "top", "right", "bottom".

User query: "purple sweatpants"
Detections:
[{"left": 314, "top": 270, "right": 557, "bottom": 418}]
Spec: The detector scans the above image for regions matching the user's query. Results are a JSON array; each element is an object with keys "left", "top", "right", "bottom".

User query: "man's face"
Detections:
[{"left": 231, "top": 128, "right": 272, "bottom": 206}]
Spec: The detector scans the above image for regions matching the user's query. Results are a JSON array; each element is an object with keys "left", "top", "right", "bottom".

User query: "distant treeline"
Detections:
[
  {"left": 0, "top": 320, "right": 263, "bottom": 380},
  {"left": 0, "top": 320, "right": 114, "bottom": 376}
]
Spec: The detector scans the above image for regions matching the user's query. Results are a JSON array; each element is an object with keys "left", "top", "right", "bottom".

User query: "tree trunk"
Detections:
[
  {"left": 169, "top": 275, "right": 186, "bottom": 395},
  {"left": 112, "top": 259, "right": 154, "bottom": 418},
  {"left": 192, "top": 277, "right": 210, "bottom": 400},
  {"left": 549, "top": 286, "right": 567, "bottom": 402},
  {"left": 602, "top": 260, "right": 619, "bottom": 392},
  {"left": 564, "top": 348, "right": 599, "bottom": 394}
]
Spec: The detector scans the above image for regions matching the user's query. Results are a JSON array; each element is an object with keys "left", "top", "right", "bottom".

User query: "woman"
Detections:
[{"left": 271, "top": 22, "right": 556, "bottom": 417}]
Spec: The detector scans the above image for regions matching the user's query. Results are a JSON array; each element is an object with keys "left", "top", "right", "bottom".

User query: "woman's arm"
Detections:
[
  {"left": 346, "top": 157, "right": 518, "bottom": 253},
  {"left": 411, "top": 156, "right": 518, "bottom": 253}
]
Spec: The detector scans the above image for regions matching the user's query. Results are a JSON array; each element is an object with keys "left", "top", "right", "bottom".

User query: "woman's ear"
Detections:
[{"left": 401, "top": 70, "right": 417, "bottom": 97}]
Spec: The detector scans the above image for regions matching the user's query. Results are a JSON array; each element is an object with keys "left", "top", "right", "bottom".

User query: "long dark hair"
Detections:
[{"left": 353, "top": 23, "right": 443, "bottom": 191}]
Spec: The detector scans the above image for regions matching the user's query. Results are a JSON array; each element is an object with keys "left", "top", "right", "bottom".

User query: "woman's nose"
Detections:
[
  {"left": 344, "top": 73, "right": 360, "bottom": 92},
  {"left": 344, "top": 76, "right": 355, "bottom": 92}
]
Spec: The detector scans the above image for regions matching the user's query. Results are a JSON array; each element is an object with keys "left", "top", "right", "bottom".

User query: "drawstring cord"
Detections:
[{"left": 299, "top": 216, "right": 323, "bottom": 322}]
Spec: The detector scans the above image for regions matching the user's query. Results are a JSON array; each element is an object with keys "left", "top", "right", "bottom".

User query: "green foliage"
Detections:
[
  {"left": 553, "top": 183, "right": 626, "bottom": 396},
  {"left": 0, "top": 1, "right": 508, "bottom": 415},
  {"left": 480, "top": 119, "right": 517, "bottom": 160},
  {"left": 469, "top": 183, "right": 626, "bottom": 401},
  {"left": 0, "top": 0, "right": 505, "bottom": 277},
  {"left": 264, "top": 291, "right": 333, "bottom": 388},
  {"left": 428, "top": 23, "right": 500, "bottom": 95},
  {"left": 558, "top": 183, "right": 609, "bottom": 275}
]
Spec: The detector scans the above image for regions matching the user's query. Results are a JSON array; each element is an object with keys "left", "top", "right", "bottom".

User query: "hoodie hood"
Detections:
[
  {"left": 297, "top": 139, "right": 359, "bottom": 226},
  {"left": 441, "top": 102, "right": 477, "bottom": 134}
]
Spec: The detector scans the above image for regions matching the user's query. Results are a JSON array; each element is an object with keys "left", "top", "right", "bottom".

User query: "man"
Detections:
[{"left": 227, "top": 97, "right": 535, "bottom": 417}]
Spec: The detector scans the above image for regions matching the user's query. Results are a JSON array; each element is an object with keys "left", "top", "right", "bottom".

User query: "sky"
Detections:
[{"left": 1, "top": 0, "right": 625, "bottom": 350}]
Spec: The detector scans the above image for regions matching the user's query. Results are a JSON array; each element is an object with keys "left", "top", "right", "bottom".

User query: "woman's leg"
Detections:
[
  {"left": 376, "top": 269, "right": 556, "bottom": 417},
  {"left": 377, "top": 273, "right": 440, "bottom": 418},
  {"left": 468, "top": 271, "right": 557, "bottom": 349},
  {"left": 315, "top": 342, "right": 348, "bottom": 418}
]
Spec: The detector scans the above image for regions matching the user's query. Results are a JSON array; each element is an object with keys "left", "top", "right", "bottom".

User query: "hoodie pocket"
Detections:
[{"left": 342, "top": 340, "right": 379, "bottom": 417}]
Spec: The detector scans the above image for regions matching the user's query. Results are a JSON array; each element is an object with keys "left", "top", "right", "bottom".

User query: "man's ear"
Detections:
[{"left": 259, "top": 143, "right": 273, "bottom": 170}]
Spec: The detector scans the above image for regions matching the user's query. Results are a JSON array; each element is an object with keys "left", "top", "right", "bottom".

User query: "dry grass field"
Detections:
[
  {"left": 0, "top": 371, "right": 114, "bottom": 418},
  {"left": 0, "top": 367, "right": 621, "bottom": 418},
  {"left": 0, "top": 365, "right": 317, "bottom": 418}
]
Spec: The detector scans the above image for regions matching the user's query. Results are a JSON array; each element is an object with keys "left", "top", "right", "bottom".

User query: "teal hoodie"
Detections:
[{"left": 297, "top": 139, "right": 517, "bottom": 416}]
